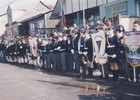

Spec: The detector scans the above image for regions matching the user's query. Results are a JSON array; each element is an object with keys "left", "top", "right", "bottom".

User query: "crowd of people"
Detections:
[{"left": 0, "top": 17, "right": 140, "bottom": 82}]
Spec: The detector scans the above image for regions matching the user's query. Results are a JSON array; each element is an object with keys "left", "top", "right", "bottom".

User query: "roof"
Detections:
[
  {"left": 17, "top": 1, "right": 53, "bottom": 22},
  {"left": 50, "top": 0, "right": 61, "bottom": 20},
  {"left": 46, "top": 12, "right": 59, "bottom": 28}
]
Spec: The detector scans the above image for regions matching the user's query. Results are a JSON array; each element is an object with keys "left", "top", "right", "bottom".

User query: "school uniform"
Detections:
[
  {"left": 59, "top": 40, "right": 67, "bottom": 71},
  {"left": 53, "top": 41, "right": 61, "bottom": 71},
  {"left": 66, "top": 40, "right": 73, "bottom": 70},
  {"left": 79, "top": 36, "right": 89, "bottom": 76},
  {"left": 72, "top": 35, "right": 80, "bottom": 72},
  {"left": 118, "top": 42, "right": 131, "bottom": 80},
  {"left": 106, "top": 34, "right": 119, "bottom": 81},
  {"left": 46, "top": 42, "right": 54, "bottom": 70},
  {"left": 106, "top": 34, "right": 118, "bottom": 63}
]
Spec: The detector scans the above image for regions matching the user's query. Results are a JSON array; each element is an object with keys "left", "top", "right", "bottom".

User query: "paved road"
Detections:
[{"left": 0, "top": 63, "right": 140, "bottom": 100}]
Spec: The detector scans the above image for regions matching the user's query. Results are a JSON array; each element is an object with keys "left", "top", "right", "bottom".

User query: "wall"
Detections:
[
  {"left": 63, "top": 0, "right": 117, "bottom": 15},
  {"left": 100, "top": 0, "right": 136, "bottom": 19},
  {"left": 0, "top": 15, "right": 7, "bottom": 36},
  {"left": 119, "top": 15, "right": 140, "bottom": 31},
  {"left": 29, "top": 17, "right": 45, "bottom": 36}
]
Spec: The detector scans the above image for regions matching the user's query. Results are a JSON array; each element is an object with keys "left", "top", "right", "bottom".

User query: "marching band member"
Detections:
[{"left": 106, "top": 26, "right": 119, "bottom": 81}]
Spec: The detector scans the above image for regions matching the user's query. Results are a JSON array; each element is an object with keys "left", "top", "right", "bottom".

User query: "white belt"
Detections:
[
  {"left": 107, "top": 45, "right": 115, "bottom": 48},
  {"left": 59, "top": 49, "right": 65, "bottom": 51},
  {"left": 50, "top": 50, "right": 54, "bottom": 52}
]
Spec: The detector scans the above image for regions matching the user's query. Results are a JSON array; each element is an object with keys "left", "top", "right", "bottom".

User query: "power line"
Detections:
[
  {"left": 0, "top": 13, "right": 7, "bottom": 17},
  {"left": 0, "top": 0, "right": 18, "bottom": 9}
]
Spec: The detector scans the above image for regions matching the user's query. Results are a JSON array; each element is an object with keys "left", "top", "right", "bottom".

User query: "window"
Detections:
[
  {"left": 106, "top": 2, "right": 127, "bottom": 18},
  {"left": 37, "top": 20, "right": 44, "bottom": 29}
]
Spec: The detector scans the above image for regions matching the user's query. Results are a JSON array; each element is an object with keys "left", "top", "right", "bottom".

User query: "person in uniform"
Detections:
[
  {"left": 106, "top": 26, "right": 119, "bottom": 81},
  {"left": 133, "top": 20, "right": 140, "bottom": 82},
  {"left": 17, "top": 39, "right": 24, "bottom": 64},
  {"left": 78, "top": 29, "right": 86, "bottom": 76},
  {"left": 40, "top": 39, "right": 47, "bottom": 69},
  {"left": 0, "top": 42, "right": 6, "bottom": 62},
  {"left": 71, "top": 29, "right": 80, "bottom": 73},
  {"left": 59, "top": 34, "right": 67, "bottom": 71},
  {"left": 53, "top": 36, "right": 60, "bottom": 71},
  {"left": 78, "top": 29, "right": 93, "bottom": 77},
  {"left": 85, "top": 30, "right": 94, "bottom": 77},
  {"left": 66, "top": 35, "right": 73, "bottom": 71},
  {"left": 116, "top": 25, "right": 125, "bottom": 42},
  {"left": 46, "top": 37, "right": 54, "bottom": 71},
  {"left": 36, "top": 37, "right": 42, "bottom": 68},
  {"left": 22, "top": 39, "right": 28, "bottom": 64},
  {"left": 118, "top": 37, "right": 131, "bottom": 81},
  {"left": 12, "top": 40, "right": 18, "bottom": 63}
]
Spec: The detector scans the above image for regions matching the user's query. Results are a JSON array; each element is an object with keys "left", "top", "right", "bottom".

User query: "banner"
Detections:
[
  {"left": 29, "top": 37, "right": 38, "bottom": 57},
  {"left": 91, "top": 32, "right": 107, "bottom": 65},
  {"left": 124, "top": 31, "right": 140, "bottom": 67}
]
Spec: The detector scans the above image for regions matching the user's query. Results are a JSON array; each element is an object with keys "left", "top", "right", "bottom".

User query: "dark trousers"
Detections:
[
  {"left": 46, "top": 53, "right": 54, "bottom": 70},
  {"left": 53, "top": 53, "right": 60, "bottom": 70},
  {"left": 66, "top": 52, "right": 73, "bottom": 70},
  {"left": 59, "top": 52, "right": 66, "bottom": 70},
  {"left": 120, "top": 60, "right": 131, "bottom": 79},
  {"left": 73, "top": 50, "right": 80, "bottom": 72},
  {"left": 42, "top": 53, "right": 47, "bottom": 67},
  {"left": 81, "top": 63, "right": 88, "bottom": 76}
]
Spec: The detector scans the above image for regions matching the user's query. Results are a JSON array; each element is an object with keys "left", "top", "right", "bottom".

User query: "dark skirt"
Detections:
[{"left": 108, "top": 56, "right": 118, "bottom": 63}]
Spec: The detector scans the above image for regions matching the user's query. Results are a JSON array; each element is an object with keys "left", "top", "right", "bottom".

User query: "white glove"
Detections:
[
  {"left": 57, "top": 46, "right": 61, "bottom": 50},
  {"left": 112, "top": 54, "right": 116, "bottom": 58},
  {"left": 78, "top": 51, "right": 82, "bottom": 54},
  {"left": 83, "top": 52, "right": 88, "bottom": 55},
  {"left": 71, "top": 49, "right": 74, "bottom": 54}
]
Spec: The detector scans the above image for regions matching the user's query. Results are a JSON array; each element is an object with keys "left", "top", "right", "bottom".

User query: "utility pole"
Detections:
[{"left": 82, "top": 0, "right": 86, "bottom": 27}]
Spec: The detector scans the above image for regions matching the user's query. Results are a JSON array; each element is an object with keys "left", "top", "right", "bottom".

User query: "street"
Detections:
[{"left": 0, "top": 63, "right": 140, "bottom": 100}]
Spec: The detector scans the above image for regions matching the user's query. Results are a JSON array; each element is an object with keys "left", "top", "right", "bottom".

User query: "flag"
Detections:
[{"left": 61, "top": 9, "right": 66, "bottom": 28}]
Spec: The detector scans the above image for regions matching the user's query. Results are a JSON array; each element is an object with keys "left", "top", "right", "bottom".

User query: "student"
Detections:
[
  {"left": 116, "top": 25, "right": 125, "bottom": 42},
  {"left": 106, "top": 26, "right": 119, "bottom": 81},
  {"left": 133, "top": 20, "right": 140, "bottom": 82},
  {"left": 133, "top": 20, "right": 140, "bottom": 31},
  {"left": 118, "top": 37, "right": 131, "bottom": 81}
]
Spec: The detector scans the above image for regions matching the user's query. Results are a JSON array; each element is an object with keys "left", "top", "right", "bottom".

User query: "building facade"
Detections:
[
  {"left": 51, "top": 0, "right": 140, "bottom": 28},
  {"left": 100, "top": 0, "right": 140, "bottom": 19}
]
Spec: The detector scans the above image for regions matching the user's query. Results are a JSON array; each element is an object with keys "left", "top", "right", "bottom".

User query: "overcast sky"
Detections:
[{"left": 0, "top": 0, "right": 57, "bottom": 14}]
